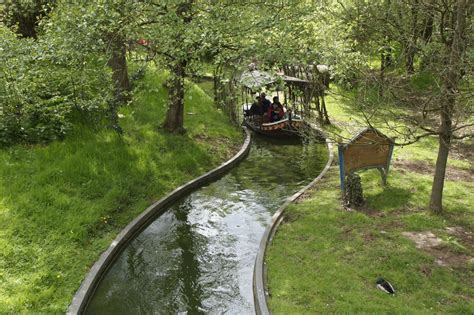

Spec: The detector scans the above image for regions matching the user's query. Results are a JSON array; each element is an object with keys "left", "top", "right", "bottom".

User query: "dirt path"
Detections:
[{"left": 393, "top": 159, "right": 473, "bottom": 182}]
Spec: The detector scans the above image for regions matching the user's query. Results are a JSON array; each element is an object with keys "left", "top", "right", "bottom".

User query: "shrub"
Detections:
[{"left": 0, "top": 25, "right": 112, "bottom": 146}]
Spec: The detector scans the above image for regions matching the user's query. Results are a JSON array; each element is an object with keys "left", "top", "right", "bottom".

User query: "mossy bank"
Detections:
[{"left": 0, "top": 68, "right": 242, "bottom": 314}]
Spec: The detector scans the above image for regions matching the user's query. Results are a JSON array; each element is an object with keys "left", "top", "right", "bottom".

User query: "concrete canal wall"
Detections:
[
  {"left": 68, "top": 129, "right": 252, "bottom": 315},
  {"left": 253, "top": 125, "right": 334, "bottom": 315}
]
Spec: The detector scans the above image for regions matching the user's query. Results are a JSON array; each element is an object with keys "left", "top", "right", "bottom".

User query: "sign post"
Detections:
[{"left": 338, "top": 128, "right": 394, "bottom": 192}]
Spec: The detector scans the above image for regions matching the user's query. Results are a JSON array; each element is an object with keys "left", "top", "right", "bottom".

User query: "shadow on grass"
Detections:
[
  {"left": 364, "top": 185, "right": 413, "bottom": 212},
  {"left": 0, "top": 118, "right": 221, "bottom": 244}
]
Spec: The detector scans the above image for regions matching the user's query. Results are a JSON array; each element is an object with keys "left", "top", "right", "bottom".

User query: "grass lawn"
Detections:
[
  {"left": 266, "top": 88, "right": 473, "bottom": 314},
  {"left": 267, "top": 167, "right": 473, "bottom": 314},
  {"left": 0, "top": 68, "right": 242, "bottom": 313}
]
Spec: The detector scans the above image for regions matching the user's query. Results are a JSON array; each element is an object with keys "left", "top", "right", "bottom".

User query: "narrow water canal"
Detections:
[{"left": 86, "top": 137, "right": 327, "bottom": 314}]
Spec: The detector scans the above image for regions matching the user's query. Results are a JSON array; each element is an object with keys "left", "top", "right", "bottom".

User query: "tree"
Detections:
[
  {"left": 0, "top": 0, "right": 147, "bottom": 144},
  {"left": 161, "top": 1, "right": 193, "bottom": 134},
  {"left": 142, "top": 0, "right": 299, "bottom": 133},
  {"left": 2, "top": 0, "right": 55, "bottom": 38},
  {"left": 0, "top": 23, "right": 112, "bottom": 145},
  {"left": 328, "top": 0, "right": 473, "bottom": 213},
  {"left": 428, "top": 0, "right": 472, "bottom": 213},
  {"left": 45, "top": 0, "right": 146, "bottom": 131}
]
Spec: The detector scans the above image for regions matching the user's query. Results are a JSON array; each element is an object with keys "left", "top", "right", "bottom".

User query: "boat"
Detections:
[
  {"left": 237, "top": 64, "right": 328, "bottom": 140},
  {"left": 243, "top": 116, "right": 306, "bottom": 139}
]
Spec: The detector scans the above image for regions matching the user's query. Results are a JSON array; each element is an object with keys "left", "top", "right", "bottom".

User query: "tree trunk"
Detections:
[
  {"left": 108, "top": 99, "right": 123, "bottom": 135},
  {"left": 429, "top": 131, "right": 450, "bottom": 213},
  {"left": 213, "top": 66, "right": 219, "bottom": 106},
  {"left": 379, "top": 40, "right": 392, "bottom": 96},
  {"left": 430, "top": 87, "right": 453, "bottom": 213},
  {"left": 213, "top": 63, "right": 223, "bottom": 107},
  {"left": 4, "top": 0, "right": 53, "bottom": 39},
  {"left": 429, "top": 0, "right": 469, "bottom": 214},
  {"left": 405, "top": 45, "right": 416, "bottom": 74},
  {"left": 321, "top": 94, "right": 330, "bottom": 125},
  {"left": 15, "top": 14, "right": 38, "bottom": 38},
  {"left": 162, "top": 0, "right": 193, "bottom": 134},
  {"left": 163, "top": 61, "right": 186, "bottom": 134},
  {"left": 105, "top": 34, "right": 130, "bottom": 134},
  {"left": 379, "top": 52, "right": 385, "bottom": 97},
  {"left": 107, "top": 35, "right": 131, "bottom": 104},
  {"left": 405, "top": 0, "right": 419, "bottom": 74},
  {"left": 421, "top": 11, "right": 434, "bottom": 43},
  {"left": 315, "top": 96, "right": 323, "bottom": 122}
]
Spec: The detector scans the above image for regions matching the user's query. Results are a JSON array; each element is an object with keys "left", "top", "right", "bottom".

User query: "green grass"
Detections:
[
  {"left": 0, "top": 68, "right": 242, "bottom": 313},
  {"left": 267, "top": 167, "right": 474, "bottom": 314},
  {"left": 195, "top": 79, "right": 215, "bottom": 100}
]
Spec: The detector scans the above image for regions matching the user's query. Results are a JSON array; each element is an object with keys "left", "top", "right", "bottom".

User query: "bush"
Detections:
[{"left": 0, "top": 26, "right": 112, "bottom": 146}]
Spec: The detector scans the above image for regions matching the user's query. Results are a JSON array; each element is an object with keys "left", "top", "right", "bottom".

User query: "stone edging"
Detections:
[
  {"left": 67, "top": 128, "right": 251, "bottom": 315},
  {"left": 253, "top": 125, "right": 334, "bottom": 315}
]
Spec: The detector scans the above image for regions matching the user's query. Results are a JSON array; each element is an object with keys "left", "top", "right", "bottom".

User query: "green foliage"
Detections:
[
  {"left": 2, "top": 0, "right": 55, "bottom": 38},
  {"left": 1, "top": 0, "right": 155, "bottom": 145},
  {"left": 45, "top": 0, "right": 146, "bottom": 57},
  {"left": 0, "top": 25, "right": 112, "bottom": 146},
  {"left": 324, "top": 85, "right": 471, "bottom": 169}
]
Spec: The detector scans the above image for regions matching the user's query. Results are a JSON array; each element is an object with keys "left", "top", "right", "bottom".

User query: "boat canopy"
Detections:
[{"left": 238, "top": 70, "right": 310, "bottom": 91}]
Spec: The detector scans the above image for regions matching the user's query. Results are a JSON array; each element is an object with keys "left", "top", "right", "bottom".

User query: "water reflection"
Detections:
[
  {"left": 86, "top": 137, "right": 327, "bottom": 314},
  {"left": 173, "top": 199, "right": 204, "bottom": 314}
]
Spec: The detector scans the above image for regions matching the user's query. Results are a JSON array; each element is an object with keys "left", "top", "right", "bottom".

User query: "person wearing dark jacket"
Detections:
[
  {"left": 250, "top": 96, "right": 264, "bottom": 116},
  {"left": 260, "top": 92, "right": 271, "bottom": 112}
]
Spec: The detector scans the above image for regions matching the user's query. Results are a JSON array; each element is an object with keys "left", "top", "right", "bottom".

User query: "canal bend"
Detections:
[{"left": 86, "top": 137, "right": 327, "bottom": 314}]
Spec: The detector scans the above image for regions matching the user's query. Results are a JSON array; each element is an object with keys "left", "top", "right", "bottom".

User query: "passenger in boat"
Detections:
[
  {"left": 268, "top": 96, "right": 285, "bottom": 122},
  {"left": 260, "top": 93, "right": 271, "bottom": 123},
  {"left": 249, "top": 96, "right": 264, "bottom": 122},
  {"left": 260, "top": 93, "right": 271, "bottom": 112}
]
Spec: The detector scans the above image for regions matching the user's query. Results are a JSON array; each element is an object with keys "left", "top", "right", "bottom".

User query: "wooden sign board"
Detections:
[{"left": 338, "top": 128, "right": 394, "bottom": 191}]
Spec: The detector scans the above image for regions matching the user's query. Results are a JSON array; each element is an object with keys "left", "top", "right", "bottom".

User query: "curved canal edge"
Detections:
[
  {"left": 253, "top": 124, "right": 334, "bottom": 315},
  {"left": 67, "top": 128, "right": 252, "bottom": 315}
]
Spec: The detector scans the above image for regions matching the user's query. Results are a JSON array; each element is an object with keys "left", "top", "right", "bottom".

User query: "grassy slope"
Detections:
[
  {"left": 266, "top": 91, "right": 473, "bottom": 314},
  {"left": 0, "top": 69, "right": 241, "bottom": 313}
]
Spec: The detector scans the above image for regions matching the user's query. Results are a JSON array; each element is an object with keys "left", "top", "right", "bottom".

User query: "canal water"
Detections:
[{"left": 86, "top": 137, "right": 327, "bottom": 314}]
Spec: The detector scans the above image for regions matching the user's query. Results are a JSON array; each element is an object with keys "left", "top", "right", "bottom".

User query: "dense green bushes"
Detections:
[{"left": 0, "top": 25, "right": 112, "bottom": 146}]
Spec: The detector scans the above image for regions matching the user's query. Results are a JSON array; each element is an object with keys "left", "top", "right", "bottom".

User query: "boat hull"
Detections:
[{"left": 243, "top": 118, "right": 305, "bottom": 139}]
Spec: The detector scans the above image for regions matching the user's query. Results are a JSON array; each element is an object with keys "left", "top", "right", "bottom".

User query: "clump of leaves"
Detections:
[
  {"left": 0, "top": 25, "right": 112, "bottom": 146},
  {"left": 344, "top": 172, "right": 365, "bottom": 208}
]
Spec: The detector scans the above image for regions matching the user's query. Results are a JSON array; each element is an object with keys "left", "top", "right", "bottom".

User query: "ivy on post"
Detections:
[{"left": 338, "top": 128, "right": 394, "bottom": 193}]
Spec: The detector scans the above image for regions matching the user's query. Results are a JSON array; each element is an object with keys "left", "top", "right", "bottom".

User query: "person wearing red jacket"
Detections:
[{"left": 268, "top": 96, "right": 285, "bottom": 122}]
